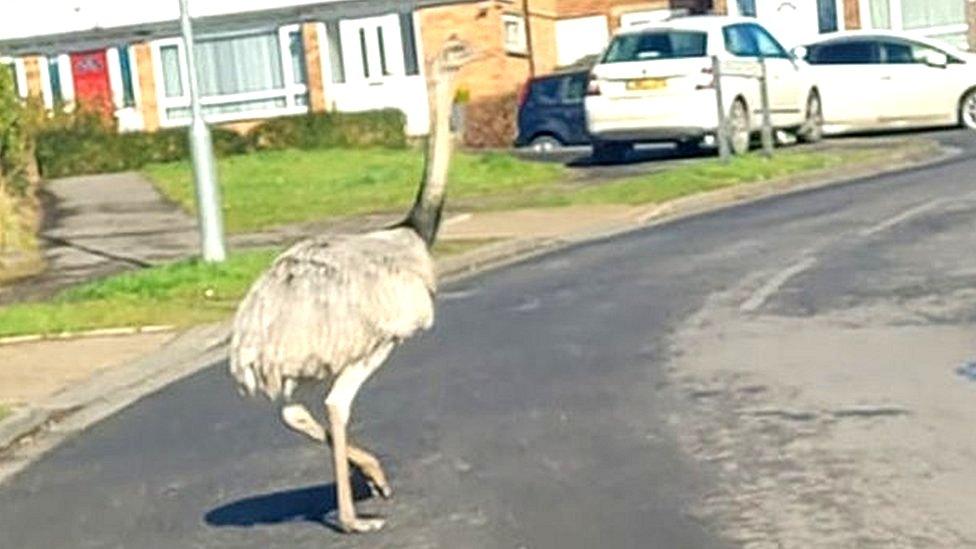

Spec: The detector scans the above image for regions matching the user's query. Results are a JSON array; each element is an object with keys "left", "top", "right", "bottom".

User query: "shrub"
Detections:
[
  {"left": 249, "top": 109, "right": 407, "bottom": 151},
  {"left": 463, "top": 93, "right": 519, "bottom": 148},
  {"left": 34, "top": 109, "right": 405, "bottom": 178},
  {"left": 0, "top": 68, "right": 36, "bottom": 195}
]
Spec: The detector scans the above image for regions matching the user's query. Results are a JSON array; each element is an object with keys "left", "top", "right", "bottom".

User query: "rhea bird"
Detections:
[{"left": 228, "top": 37, "right": 477, "bottom": 534}]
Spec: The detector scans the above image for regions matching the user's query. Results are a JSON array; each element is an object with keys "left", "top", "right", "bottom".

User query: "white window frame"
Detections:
[
  {"left": 150, "top": 25, "right": 310, "bottom": 128},
  {"left": 858, "top": 0, "right": 968, "bottom": 39},
  {"left": 37, "top": 54, "right": 76, "bottom": 109},
  {"left": 502, "top": 13, "right": 528, "bottom": 55}
]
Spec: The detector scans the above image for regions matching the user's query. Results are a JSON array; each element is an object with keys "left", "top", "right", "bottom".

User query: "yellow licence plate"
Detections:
[{"left": 626, "top": 78, "right": 667, "bottom": 91}]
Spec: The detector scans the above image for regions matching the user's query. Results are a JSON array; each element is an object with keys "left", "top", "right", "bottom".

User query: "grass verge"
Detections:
[
  {"left": 145, "top": 147, "right": 877, "bottom": 233},
  {"left": 459, "top": 148, "right": 874, "bottom": 210},
  {"left": 0, "top": 405, "right": 10, "bottom": 421},
  {"left": 0, "top": 239, "right": 494, "bottom": 338},
  {"left": 145, "top": 148, "right": 566, "bottom": 233}
]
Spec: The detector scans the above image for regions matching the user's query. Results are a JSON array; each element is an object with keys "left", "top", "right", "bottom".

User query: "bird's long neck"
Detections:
[{"left": 405, "top": 70, "right": 455, "bottom": 248}]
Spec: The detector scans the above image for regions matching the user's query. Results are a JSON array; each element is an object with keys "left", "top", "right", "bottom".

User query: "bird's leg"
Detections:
[
  {"left": 281, "top": 403, "right": 327, "bottom": 442},
  {"left": 282, "top": 403, "right": 392, "bottom": 499},
  {"left": 324, "top": 364, "right": 385, "bottom": 533},
  {"left": 346, "top": 444, "right": 393, "bottom": 499}
]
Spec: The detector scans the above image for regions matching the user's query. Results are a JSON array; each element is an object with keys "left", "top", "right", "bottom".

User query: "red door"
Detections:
[{"left": 70, "top": 50, "right": 113, "bottom": 115}]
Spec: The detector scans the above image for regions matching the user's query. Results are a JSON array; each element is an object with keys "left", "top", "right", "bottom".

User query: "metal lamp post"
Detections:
[{"left": 179, "top": 0, "right": 226, "bottom": 262}]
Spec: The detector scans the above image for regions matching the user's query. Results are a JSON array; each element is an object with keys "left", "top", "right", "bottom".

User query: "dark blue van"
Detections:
[{"left": 515, "top": 70, "right": 591, "bottom": 152}]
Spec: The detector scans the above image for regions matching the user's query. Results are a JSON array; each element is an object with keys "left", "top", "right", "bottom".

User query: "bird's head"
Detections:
[{"left": 432, "top": 34, "right": 482, "bottom": 77}]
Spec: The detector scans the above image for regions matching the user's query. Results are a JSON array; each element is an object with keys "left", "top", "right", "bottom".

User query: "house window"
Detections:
[
  {"left": 817, "top": 0, "right": 839, "bottom": 33},
  {"left": 152, "top": 25, "right": 309, "bottom": 127},
  {"left": 2, "top": 58, "right": 26, "bottom": 99},
  {"left": 400, "top": 12, "right": 420, "bottom": 76},
  {"left": 289, "top": 30, "right": 308, "bottom": 85},
  {"left": 325, "top": 21, "right": 346, "bottom": 83},
  {"left": 116, "top": 47, "right": 137, "bottom": 107},
  {"left": 737, "top": 0, "right": 757, "bottom": 17},
  {"left": 503, "top": 14, "right": 528, "bottom": 55},
  {"left": 862, "top": 0, "right": 966, "bottom": 49},
  {"left": 901, "top": 0, "right": 964, "bottom": 30},
  {"left": 194, "top": 32, "right": 284, "bottom": 96},
  {"left": 160, "top": 45, "right": 184, "bottom": 98},
  {"left": 47, "top": 57, "right": 64, "bottom": 105}
]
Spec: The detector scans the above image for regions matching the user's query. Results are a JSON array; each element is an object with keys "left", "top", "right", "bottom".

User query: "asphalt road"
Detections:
[{"left": 1, "top": 129, "right": 974, "bottom": 549}]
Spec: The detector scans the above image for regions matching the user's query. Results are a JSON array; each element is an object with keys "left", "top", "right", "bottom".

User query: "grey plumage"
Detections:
[
  {"left": 226, "top": 35, "right": 478, "bottom": 534},
  {"left": 230, "top": 227, "right": 435, "bottom": 400}
]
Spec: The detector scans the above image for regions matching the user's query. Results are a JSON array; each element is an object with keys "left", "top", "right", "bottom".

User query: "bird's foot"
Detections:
[
  {"left": 366, "top": 478, "right": 393, "bottom": 500},
  {"left": 325, "top": 511, "right": 386, "bottom": 534}
]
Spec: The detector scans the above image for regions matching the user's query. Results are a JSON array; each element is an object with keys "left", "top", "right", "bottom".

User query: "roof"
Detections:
[
  {"left": 0, "top": 0, "right": 475, "bottom": 56},
  {"left": 613, "top": 14, "right": 758, "bottom": 36}
]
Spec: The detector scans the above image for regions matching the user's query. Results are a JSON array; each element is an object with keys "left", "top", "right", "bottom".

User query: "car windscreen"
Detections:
[{"left": 602, "top": 30, "right": 708, "bottom": 63}]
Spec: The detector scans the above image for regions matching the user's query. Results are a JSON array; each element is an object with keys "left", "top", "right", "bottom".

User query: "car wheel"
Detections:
[
  {"left": 529, "top": 135, "right": 563, "bottom": 153},
  {"left": 960, "top": 89, "right": 976, "bottom": 130},
  {"left": 727, "top": 99, "right": 750, "bottom": 156},
  {"left": 593, "top": 141, "right": 632, "bottom": 163},
  {"left": 797, "top": 92, "right": 824, "bottom": 144}
]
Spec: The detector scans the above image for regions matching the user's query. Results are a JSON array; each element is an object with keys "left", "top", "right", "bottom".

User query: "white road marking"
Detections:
[
  {"left": 860, "top": 199, "right": 946, "bottom": 238},
  {"left": 740, "top": 257, "right": 818, "bottom": 314}
]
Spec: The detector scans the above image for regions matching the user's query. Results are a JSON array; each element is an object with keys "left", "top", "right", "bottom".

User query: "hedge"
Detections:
[
  {"left": 34, "top": 109, "right": 407, "bottom": 179},
  {"left": 249, "top": 109, "right": 407, "bottom": 151}
]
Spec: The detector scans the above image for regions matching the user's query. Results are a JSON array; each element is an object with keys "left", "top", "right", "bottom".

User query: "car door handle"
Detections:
[{"left": 881, "top": 76, "right": 893, "bottom": 80}]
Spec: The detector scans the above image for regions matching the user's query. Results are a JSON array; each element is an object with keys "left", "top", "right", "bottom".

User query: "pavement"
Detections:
[
  {"left": 0, "top": 130, "right": 973, "bottom": 547},
  {"left": 0, "top": 172, "right": 200, "bottom": 305}
]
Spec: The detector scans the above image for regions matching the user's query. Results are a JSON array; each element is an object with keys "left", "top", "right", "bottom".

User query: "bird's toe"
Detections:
[
  {"left": 325, "top": 511, "right": 386, "bottom": 534},
  {"left": 368, "top": 479, "right": 394, "bottom": 500}
]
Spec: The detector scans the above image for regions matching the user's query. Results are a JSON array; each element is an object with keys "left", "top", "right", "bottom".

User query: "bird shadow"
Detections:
[{"left": 205, "top": 473, "right": 375, "bottom": 529}]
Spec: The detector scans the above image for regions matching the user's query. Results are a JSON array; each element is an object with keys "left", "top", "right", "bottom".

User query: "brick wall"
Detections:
[
  {"left": 302, "top": 23, "right": 328, "bottom": 113},
  {"left": 22, "top": 57, "right": 43, "bottom": 99},
  {"left": 419, "top": 2, "right": 532, "bottom": 146},
  {"left": 843, "top": 0, "right": 861, "bottom": 29},
  {"left": 133, "top": 43, "right": 160, "bottom": 132}
]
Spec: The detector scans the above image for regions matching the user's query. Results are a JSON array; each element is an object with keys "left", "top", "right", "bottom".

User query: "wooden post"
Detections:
[
  {"left": 712, "top": 55, "right": 731, "bottom": 162},
  {"left": 759, "top": 57, "right": 774, "bottom": 158}
]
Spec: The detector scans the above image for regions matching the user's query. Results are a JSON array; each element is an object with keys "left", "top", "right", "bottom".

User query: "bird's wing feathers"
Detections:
[{"left": 230, "top": 229, "right": 435, "bottom": 397}]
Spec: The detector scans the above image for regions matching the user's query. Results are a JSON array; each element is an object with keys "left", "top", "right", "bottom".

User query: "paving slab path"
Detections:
[{"left": 0, "top": 173, "right": 200, "bottom": 305}]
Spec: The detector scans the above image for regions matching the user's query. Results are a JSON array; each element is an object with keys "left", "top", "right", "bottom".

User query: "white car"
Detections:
[
  {"left": 798, "top": 31, "right": 976, "bottom": 134},
  {"left": 585, "top": 16, "right": 822, "bottom": 161}
]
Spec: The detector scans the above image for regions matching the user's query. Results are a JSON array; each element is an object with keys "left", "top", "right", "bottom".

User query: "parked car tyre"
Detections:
[
  {"left": 960, "top": 88, "right": 976, "bottom": 130},
  {"left": 529, "top": 134, "right": 564, "bottom": 153},
  {"left": 593, "top": 141, "right": 633, "bottom": 163},
  {"left": 797, "top": 92, "right": 824, "bottom": 144},
  {"left": 728, "top": 99, "right": 751, "bottom": 156}
]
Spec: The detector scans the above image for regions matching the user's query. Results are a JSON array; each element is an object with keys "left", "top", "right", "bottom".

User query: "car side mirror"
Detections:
[
  {"left": 791, "top": 46, "right": 808, "bottom": 61},
  {"left": 923, "top": 51, "right": 949, "bottom": 68}
]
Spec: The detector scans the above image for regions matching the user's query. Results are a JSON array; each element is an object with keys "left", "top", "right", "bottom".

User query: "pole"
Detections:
[
  {"left": 180, "top": 0, "right": 226, "bottom": 262},
  {"left": 759, "top": 56, "right": 774, "bottom": 158},
  {"left": 712, "top": 55, "right": 731, "bottom": 162},
  {"left": 523, "top": 0, "right": 536, "bottom": 78}
]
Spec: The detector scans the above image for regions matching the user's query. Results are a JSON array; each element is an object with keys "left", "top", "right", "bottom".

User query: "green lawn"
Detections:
[
  {"left": 544, "top": 149, "right": 861, "bottom": 207},
  {"left": 145, "top": 148, "right": 567, "bottom": 233},
  {"left": 0, "top": 239, "right": 495, "bottom": 338},
  {"left": 145, "top": 147, "right": 871, "bottom": 233},
  {"left": 0, "top": 250, "right": 277, "bottom": 337}
]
